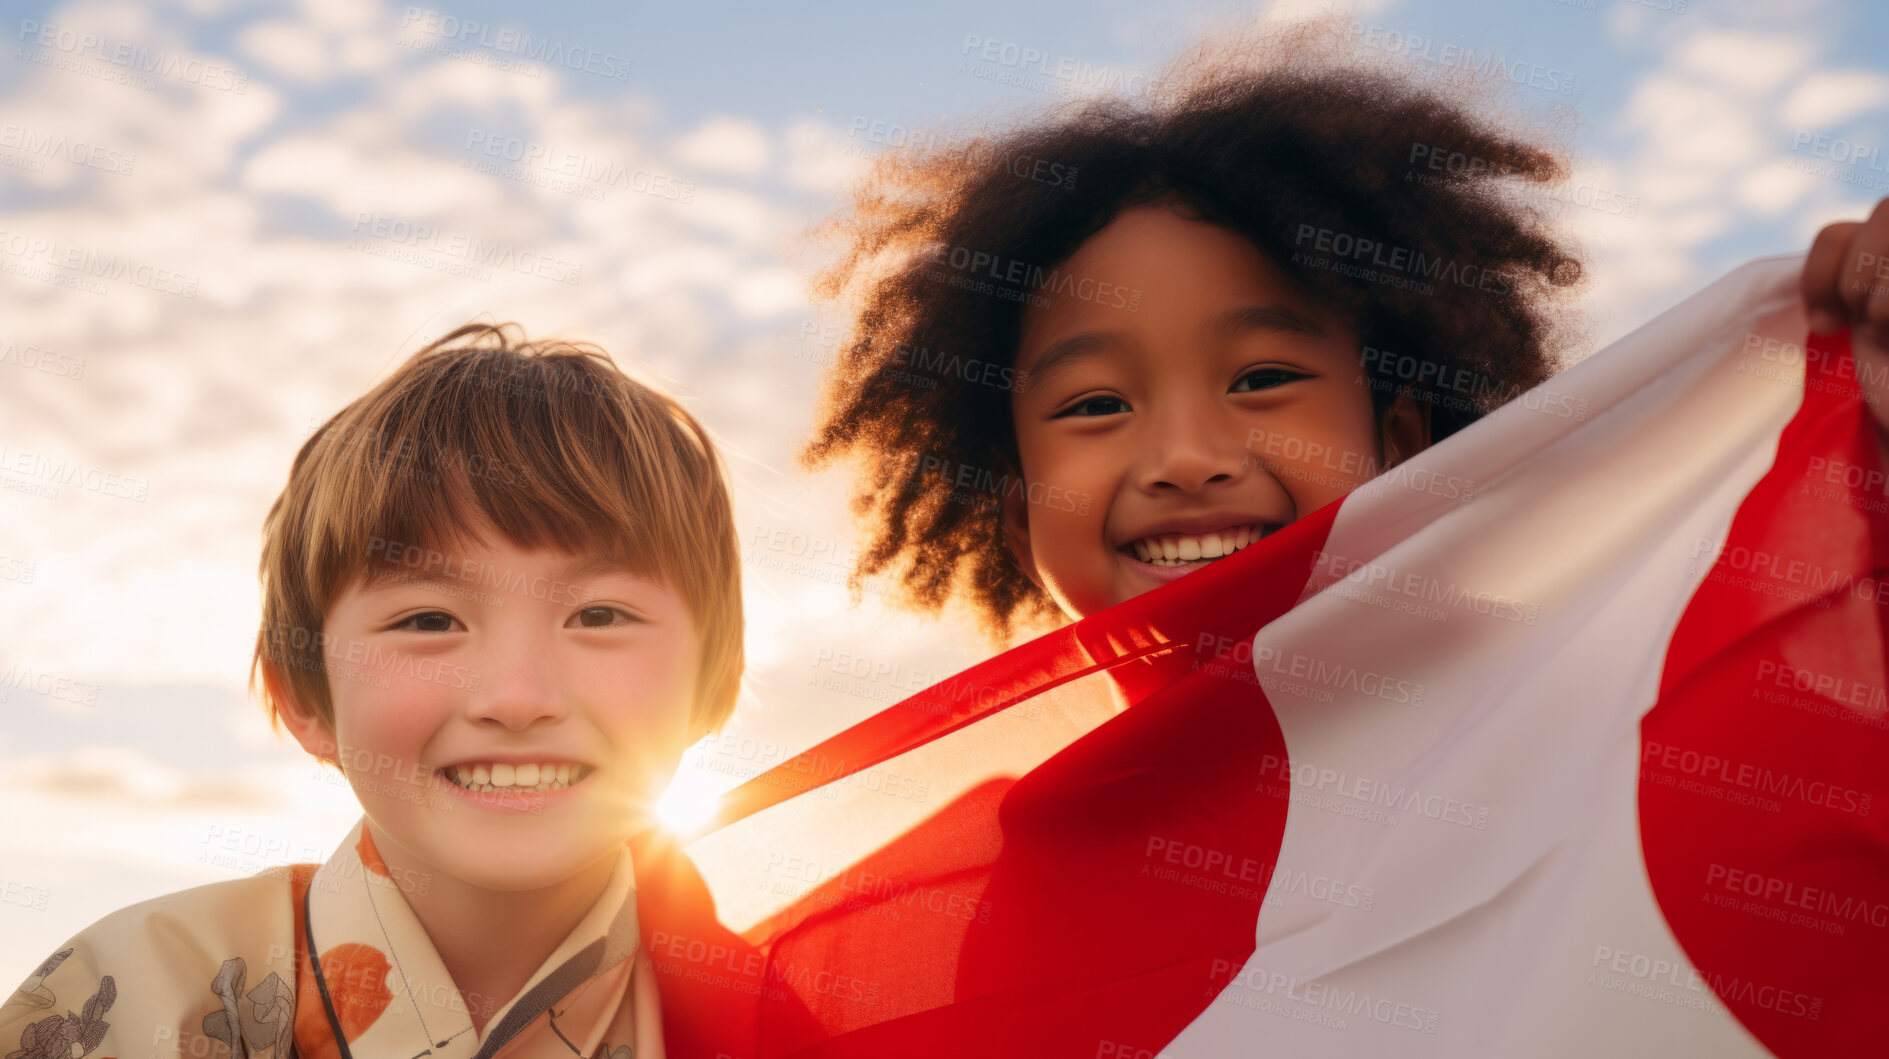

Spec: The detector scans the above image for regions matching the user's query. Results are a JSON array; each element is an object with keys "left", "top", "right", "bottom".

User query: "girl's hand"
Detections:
[{"left": 1803, "top": 198, "right": 1889, "bottom": 435}]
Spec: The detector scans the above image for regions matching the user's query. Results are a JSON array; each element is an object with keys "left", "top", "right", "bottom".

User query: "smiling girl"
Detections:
[
  {"left": 802, "top": 30, "right": 1582, "bottom": 651},
  {"left": 802, "top": 28, "right": 1889, "bottom": 659}
]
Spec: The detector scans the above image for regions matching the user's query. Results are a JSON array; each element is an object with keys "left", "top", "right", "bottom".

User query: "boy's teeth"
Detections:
[
  {"left": 444, "top": 761, "right": 590, "bottom": 793},
  {"left": 1129, "top": 525, "right": 1267, "bottom": 567}
]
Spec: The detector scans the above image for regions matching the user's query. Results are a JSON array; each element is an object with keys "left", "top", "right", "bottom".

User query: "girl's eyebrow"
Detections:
[
  {"left": 1024, "top": 302, "right": 1329, "bottom": 391},
  {"left": 1218, "top": 303, "right": 1328, "bottom": 339},
  {"left": 1022, "top": 331, "right": 1117, "bottom": 392}
]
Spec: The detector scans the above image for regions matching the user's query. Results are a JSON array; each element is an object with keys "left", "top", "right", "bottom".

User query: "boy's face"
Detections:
[
  {"left": 1004, "top": 204, "right": 1425, "bottom": 620},
  {"left": 280, "top": 530, "right": 699, "bottom": 892}
]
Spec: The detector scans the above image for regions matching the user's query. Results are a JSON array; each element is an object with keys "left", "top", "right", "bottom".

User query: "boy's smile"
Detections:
[
  {"left": 282, "top": 527, "right": 700, "bottom": 890},
  {"left": 1003, "top": 203, "right": 1427, "bottom": 619}
]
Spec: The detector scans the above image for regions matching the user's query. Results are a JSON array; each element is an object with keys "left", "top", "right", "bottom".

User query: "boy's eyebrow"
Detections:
[{"left": 359, "top": 554, "right": 648, "bottom": 592}]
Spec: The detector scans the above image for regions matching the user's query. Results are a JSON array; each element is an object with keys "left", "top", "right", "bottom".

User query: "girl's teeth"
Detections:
[
  {"left": 1129, "top": 525, "right": 1268, "bottom": 567},
  {"left": 443, "top": 762, "right": 591, "bottom": 793}
]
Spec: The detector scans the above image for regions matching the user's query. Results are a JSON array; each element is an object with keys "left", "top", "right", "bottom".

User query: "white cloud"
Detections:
[
  {"left": 298, "top": 0, "right": 381, "bottom": 34},
  {"left": 238, "top": 18, "right": 332, "bottom": 82},
  {"left": 1671, "top": 30, "right": 1816, "bottom": 95},
  {"left": 1782, "top": 69, "right": 1889, "bottom": 129},
  {"left": 1734, "top": 159, "right": 1819, "bottom": 216},
  {"left": 780, "top": 116, "right": 874, "bottom": 196},
  {"left": 673, "top": 115, "right": 772, "bottom": 177}
]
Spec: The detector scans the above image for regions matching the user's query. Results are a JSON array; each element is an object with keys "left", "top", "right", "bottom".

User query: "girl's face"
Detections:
[
  {"left": 1004, "top": 204, "right": 1425, "bottom": 621},
  {"left": 279, "top": 531, "right": 699, "bottom": 892}
]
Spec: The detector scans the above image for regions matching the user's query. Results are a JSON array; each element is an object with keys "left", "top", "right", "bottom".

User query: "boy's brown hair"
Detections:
[
  {"left": 251, "top": 322, "right": 742, "bottom": 738},
  {"left": 800, "top": 25, "right": 1586, "bottom": 643}
]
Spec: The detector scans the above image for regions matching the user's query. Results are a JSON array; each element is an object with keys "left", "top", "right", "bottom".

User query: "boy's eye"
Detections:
[
  {"left": 1052, "top": 394, "right": 1131, "bottom": 418},
  {"left": 1232, "top": 368, "right": 1309, "bottom": 393},
  {"left": 570, "top": 606, "right": 633, "bottom": 629},
  {"left": 394, "top": 611, "right": 460, "bottom": 633}
]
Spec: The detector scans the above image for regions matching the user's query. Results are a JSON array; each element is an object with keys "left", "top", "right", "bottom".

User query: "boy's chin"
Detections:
[
  {"left": 368, "top": 803, "right": 638, "bottom": 895},
  {"left": 424, "top": 828, "right": 628, "bottom": 894}
]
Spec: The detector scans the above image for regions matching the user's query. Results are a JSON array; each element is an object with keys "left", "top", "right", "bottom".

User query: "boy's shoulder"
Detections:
[{"left": 2, "top": 864, "right": 314, "bottom": 1058}]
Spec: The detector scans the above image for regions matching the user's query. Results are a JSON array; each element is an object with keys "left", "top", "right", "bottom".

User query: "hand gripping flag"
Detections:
[{"left": 633, "top": 255, "right": 1889, "bottom": 1058}]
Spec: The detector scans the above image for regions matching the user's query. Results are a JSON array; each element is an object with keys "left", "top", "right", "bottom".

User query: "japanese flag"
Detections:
[{"left": 633, "top": 255, "right": 1889, "bottom": 1058}]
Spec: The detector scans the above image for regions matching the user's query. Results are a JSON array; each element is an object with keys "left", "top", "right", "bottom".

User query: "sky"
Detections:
[{"left": 1, "top": 0, "right": 1885, "bottom": 979}]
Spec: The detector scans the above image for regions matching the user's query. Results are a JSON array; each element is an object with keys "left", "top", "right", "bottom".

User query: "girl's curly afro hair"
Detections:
[{"left": 800, "top": 22, "right": 1587, "bottom": 644}]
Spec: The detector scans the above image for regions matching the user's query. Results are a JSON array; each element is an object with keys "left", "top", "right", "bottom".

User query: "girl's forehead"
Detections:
[{"left": 1016, "top": 211, "right": 1355, "bottom": 374}]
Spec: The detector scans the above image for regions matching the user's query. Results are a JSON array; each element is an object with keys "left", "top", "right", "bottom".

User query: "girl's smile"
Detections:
[{"left": 1003, "top": 203, "right": 1428, "bottom": 620}]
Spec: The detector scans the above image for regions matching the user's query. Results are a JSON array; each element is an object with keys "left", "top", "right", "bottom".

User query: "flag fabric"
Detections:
[{"left": 637, "top": 254, "right": 1889, "bottom": 1058}]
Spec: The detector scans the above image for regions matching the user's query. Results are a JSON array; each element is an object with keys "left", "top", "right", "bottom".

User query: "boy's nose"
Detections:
[{"left": 465, "top": 640, "right": 568, "bottom": 730}]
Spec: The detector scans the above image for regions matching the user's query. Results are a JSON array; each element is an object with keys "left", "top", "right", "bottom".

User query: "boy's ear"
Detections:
[
  {"left": 262, "top": 661, "right": 339, "bottom": 767},
  {"left": 995, "top": 453, "right": 1044, "bottom": 591},
  {"left": 1379, "top": 388, "right": 1433, "bottom": 470}
]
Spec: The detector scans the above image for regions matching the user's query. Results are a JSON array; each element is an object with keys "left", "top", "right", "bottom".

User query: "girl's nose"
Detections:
[{"left": 1139, "top": 406, "right": 1250, "bottom": 494}]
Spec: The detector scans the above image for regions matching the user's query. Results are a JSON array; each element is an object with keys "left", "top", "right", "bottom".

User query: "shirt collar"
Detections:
[{"left": 305, "top": 817, "right": 642, "bottom": 1059}]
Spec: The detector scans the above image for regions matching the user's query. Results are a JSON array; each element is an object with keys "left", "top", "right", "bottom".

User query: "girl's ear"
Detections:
[
  {"left": 995, "top": 453, "right": 1045, "bottom": 591},
  {"left": 1379, "top": 388, "right": 1433, "bottom": 469},
  {"left": 263, "top": 662, "right": 339, "bottom": 766}
]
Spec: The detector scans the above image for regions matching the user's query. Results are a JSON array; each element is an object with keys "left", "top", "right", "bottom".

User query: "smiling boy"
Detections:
[{"left": 2, "top": 322, "right": 742, "bottom": 1058}]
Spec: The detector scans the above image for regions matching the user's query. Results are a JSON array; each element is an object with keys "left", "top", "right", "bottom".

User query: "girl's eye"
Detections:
[
  {"left": 394, "top": 611, "right": 460, "bottom": 633},
  {"left": 1232, "top": 368, "right": 1309, "bottom": 393},
  {"left": 571, "top": 606, "right": 632, "bottom": 629},
  {"left": 1052, "top": 394, "right": 1131, "bottom": 418}
]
